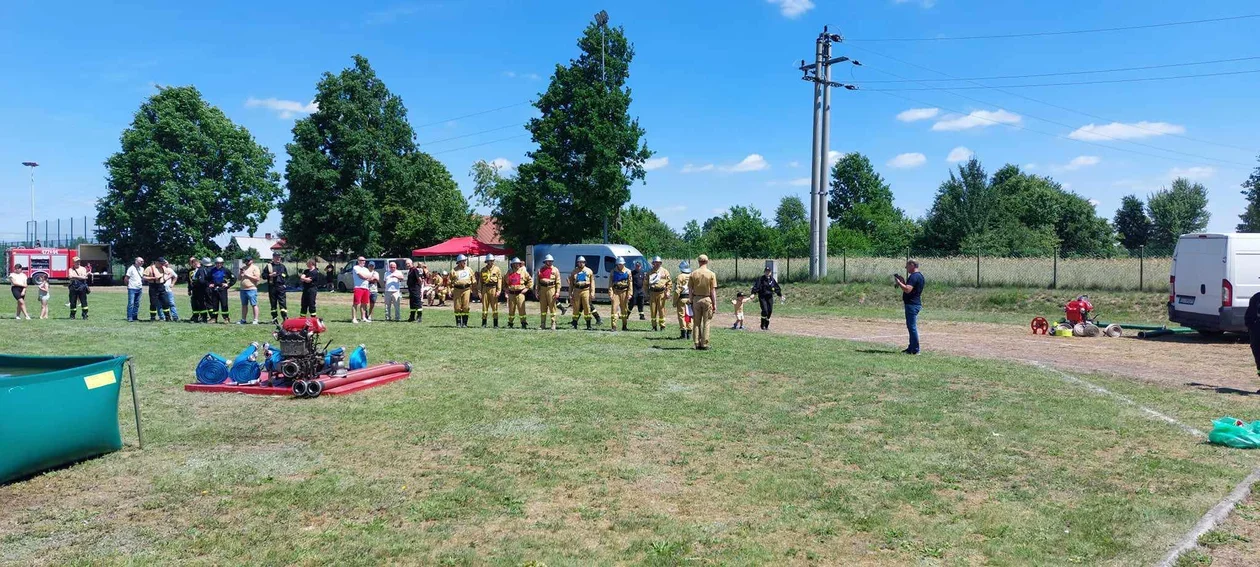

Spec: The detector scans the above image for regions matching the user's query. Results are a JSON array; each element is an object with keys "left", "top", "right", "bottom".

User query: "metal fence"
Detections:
[
  {"left": 0, "top": 217, "right": 97, "bottom": 251},
  {"left": 666, "top": 251, "right": 1170, "bottom": 292}
]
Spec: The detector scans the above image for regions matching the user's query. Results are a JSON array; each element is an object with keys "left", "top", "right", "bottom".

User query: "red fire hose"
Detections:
[{"left": 294, "top": 362, "right": 411, "bottom": 398}]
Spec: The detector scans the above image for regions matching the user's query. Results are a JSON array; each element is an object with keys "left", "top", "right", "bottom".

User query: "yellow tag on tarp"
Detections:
[{"left": 84, "top": 371, "right": 116, "bottom": 390}]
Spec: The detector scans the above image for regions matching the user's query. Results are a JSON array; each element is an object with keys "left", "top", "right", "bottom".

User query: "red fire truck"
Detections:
[{"left": 5, "top": 244, "right": 113, "bottom": 284}]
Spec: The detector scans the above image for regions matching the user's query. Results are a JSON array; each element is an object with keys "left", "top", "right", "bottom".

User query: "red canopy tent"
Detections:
[{"left": 411, "top": 236, "right": 511, "bottom": 258}]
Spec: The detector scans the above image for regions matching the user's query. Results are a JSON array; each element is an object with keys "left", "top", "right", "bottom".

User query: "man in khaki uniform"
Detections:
[
  {"left": 673, "top": 261, "right": 692, "bottom": 340},
  {"left": 478, "top": 254, "right": 503, "bottom": 328},
  {"left": 450, "top": 255, "right": 474, "bottom": 327},
  {"left": 535, "top": 254, "right": 561, "bottom": 330},
  {"left": 688, "top": 254, "right": 718, "bottom": 350},
  {"left": 505, "top": 257, "right": 532, "bottom": 328},
  {"left": 609, "top": 256, "right": 632, "bottom": 331},
  {"left": 569, "top": 256, "right": 595, "bottom": 330},
  {"left": 646, "top": 256, "right": 670, "bottom": 331}
]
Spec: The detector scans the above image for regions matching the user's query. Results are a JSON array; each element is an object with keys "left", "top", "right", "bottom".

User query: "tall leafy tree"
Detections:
[
  {"left": 1114, "top": 195, "right": 1152, "bottom": 251},
  {"left": 701, "top": 205, "right": 775, "bottom": 258},
  {"left": 1240, "top": 159, "right": 1260, "bottom": 232},
  {"left": 281, "top": 55, "right": 471, "bottom": 256},
  {"left": 774, "top": 195, "right": 807, "bottom": 229},
  {"left": 774, "top": 196, "right": 809, "bottom": 258},
  {"left": 485, "top": 15, "right": 652, "bottom": 249},
  {"left": 917, "top": 158, "right": 995, "bottom": 254},
  {"left": 96, "top": 86, "right": 280, "bottom": 261},
  {"left": 827, "top": 153, "right": 915, "bottom": 255},
  {"left": 1147, "top": 177, "right": 1210, "bottom": 252},
  {"left": 610, "top": 205, "right": 686, "bottom": 258}
]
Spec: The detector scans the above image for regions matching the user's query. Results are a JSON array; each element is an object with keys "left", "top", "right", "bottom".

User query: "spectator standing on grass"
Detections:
[
  {"left": 68, "top": 256, "right": 90, "bottom": 320},
  {"left": 384, "top": 261, "right": 405, "bottom": 321},
  {"left": 125, "top": 257, "right": 144, "bottom": 321},
  {"left": 37, "top": 274, "right": 50, "bottom": 319},
  {"left": 324, "top": 263, "right": 336, "bottom": 290},
  {"left": 142, "top": 257, "right": 167, "bottom": 321},
  {"left": 351, "top": 256, "right": 373, "bottom": 323},
  {"left": 367, "top": 261, "right": 380, "bottom": 322},
  {"left": 1247, "top": 291, "right": 1260, "bottom": 387},
  {"left": 894, "top": 260, "right": 926, "bottom": 355},
  {"left": 10, "top": 264, "right": 31, "bottom": 320},
  {"left": 406, "top": 260, "right": 425, "bottom": 323},
  {"left": 299, "top": 259, "right": 320, "bottom": 318},
  {"left": 631, "top": 260, "right": 646, "bottom": 321},
  {"left": 751, "top": 265, "right": 783, "bottom": 331},
  {"left": 161, "top": 258, "right": 180, "bottom": 321},
  {"left": 688, "top": 255, "right": 718, "bottom": 350},
  {"left": 238, "top": 256, "right": 261, "bottom": 325},
  {"left": 262, "top": 254, "right": 289, "bottom": 323}
]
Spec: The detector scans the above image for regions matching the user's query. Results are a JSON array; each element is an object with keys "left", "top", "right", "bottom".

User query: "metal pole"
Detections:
[
  {"left": 807, "top": 35, "right": 825, "bottom": 281},
  {"left": 818, "top": 39, "right": 832, "bottom": 279},
  {"left": 976, "top": 249, "right": 981, "bottom": 287},
  {"left": 29, "top": 166, "right": 35, "bottom": 221},
  {"left": 127, "top": 358, "right": 144, "bottom": 449},
  {"left": 57, "top": 218, "right": 61, "bottom": 247},
  {"left": 842, "top": 248, "right": 847, "bottom": 283},
  {"left": 1052, "top": 249, "right": 1058, "bottom": 290},
  {"left": 735, "top": 256, "right": 739, "bottom": 280},
  {"left": 1139, "top": 245, "right": 1145, "bottom": 291}
]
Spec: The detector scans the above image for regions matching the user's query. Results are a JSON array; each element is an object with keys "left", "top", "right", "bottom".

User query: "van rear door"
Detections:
[
  {"left": 1172, "top": 235, "right": 1226, "bottom": 317},
  {"left": 1234, "top": 251, "right": 1260, "bottom": 306}
]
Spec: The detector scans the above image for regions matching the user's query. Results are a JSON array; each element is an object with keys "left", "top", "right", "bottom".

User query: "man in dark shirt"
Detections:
[
  {"left": 406, "top": 260, "right": 425, "bottom": 323},
  {"left": 751, "top": 264, "right": 783, "bottom": 330},
  {"left": 1247, "top": 291, "right": 1260, "bottom": 386},
  {"left": 894, "top": 260, "right": 925, "bottom": 355},
  {"left": 631, "top": 260, "right": 646, "bottom": 320},
  {"left": 299, "top": 259, "right": 320, "bottom": 318},
  {"left": 261, "top": 254, "right": 289, "bottom": 323}
]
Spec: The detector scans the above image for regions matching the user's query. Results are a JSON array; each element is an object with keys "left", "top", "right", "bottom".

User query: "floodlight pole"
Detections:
[{"left": 22, "top": 161, "right": 39, "bottom": 245}]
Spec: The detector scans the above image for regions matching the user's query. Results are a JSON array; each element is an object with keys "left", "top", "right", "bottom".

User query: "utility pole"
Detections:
[
  {"left": 595, "top": 9, "right": 610, "bottom": 244},
  {"left": 22, "top": 161, "right": 39, "bottom": 245},
  {"left": 799, "top": 27, "right": 859, "bottom": 281}
]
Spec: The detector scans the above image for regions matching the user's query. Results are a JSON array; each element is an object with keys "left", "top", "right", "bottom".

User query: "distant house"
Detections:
[
  {"left": 228, "top": 233, "right": 285, "bottom": 258},
  {"left": 476, "top": 217, "right": 503, "bottom": 246}
]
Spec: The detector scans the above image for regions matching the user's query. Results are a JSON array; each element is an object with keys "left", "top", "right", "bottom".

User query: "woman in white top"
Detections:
[
  {"left": 9, "top": 264, "right": 31, "bottom": 320},
  {"left": 383, "top": 261, "right": 406, "bottom": 321}
]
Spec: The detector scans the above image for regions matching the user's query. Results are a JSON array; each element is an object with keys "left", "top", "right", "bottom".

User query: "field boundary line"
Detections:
[
  {"left": 1155, "top": 467, "right": 1260, "bottom": 567},
  {"left": 1026, "top": 361, "right": 1205, "bottom": 438}
]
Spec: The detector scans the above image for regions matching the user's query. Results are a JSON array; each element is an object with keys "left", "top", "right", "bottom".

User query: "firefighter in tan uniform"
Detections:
[
  {"left": 450, "top": 255, "right": 474, "bottom": 327},
  {"left": 646, "top": 256, "right": 670, "bottom": 331},
  {"left": 505, "top": 257, "right": 532, "bottom": 328},
  {"left": 688, "top": 255, "right": 719, "bottom": 350},
  {"left": 673, "top": 260, "right": 693, "bottom": 340},
  {"left": 569, "top": 256, "right": 595, "bottom": 330},
  {"left": 609, "top": 256, "right": 632, "bottom": 331},
  {"left": 478, "top": 254, "right": 503, "bottom": 328},
  {"left": 535, "top": 254, "right": 561, "bottom": 330}
]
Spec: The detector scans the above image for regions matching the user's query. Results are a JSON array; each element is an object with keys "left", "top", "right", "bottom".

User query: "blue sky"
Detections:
[{"left": 2, "top": 0, "right": 1257, "bottom": 243}]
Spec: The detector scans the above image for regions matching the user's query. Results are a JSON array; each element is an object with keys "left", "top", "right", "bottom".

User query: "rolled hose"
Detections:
[
  {"left": 303, "top": 362, "right": 410, "bottom": 398},
  {"left": 228, "top": 342, "right": 262, "bottom": 384},
  {"left": 292, "top": 380, "right": 309, "bottom": 397},
  {"left": 195, "top": 353, "right": 230, "bottom": 385}
]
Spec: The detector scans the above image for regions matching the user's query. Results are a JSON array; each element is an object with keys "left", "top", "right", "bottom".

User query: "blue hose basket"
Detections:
[
  {"left": 324, "top": 346, "right": 345, "bottom": 368},
  {"left": 349, "top": 344, "right": 368, "bottom": 370},
  {"left": 228, "top": 343, "right": 262, "bottom": 384},
  {"left": 195, "top": 353, "right": 230, "bottom": 385}
]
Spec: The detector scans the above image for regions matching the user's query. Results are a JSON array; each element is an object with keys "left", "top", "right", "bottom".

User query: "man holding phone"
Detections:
[{"left": 894, "top": 260, "right": 925, "bottom": 355}]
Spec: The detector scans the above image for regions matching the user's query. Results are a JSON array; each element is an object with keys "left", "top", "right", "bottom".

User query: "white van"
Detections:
[
  {"left": 525, "top": 244, "right": 647, "bottom": 302},
  {"left": 1168, "top": 233, "right": 1260, "bottom": 334}
]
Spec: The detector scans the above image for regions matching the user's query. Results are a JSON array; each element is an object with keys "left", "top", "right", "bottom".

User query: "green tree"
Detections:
[
  {"left": 826, "top": 152, "right": 914, "bottom": 254},
  {"left": 486, "top": 15, "right": 651, "bottom": 249},
  {"left": 774, "top": 196, "right": 809, "bottom": 258},
  {"left": 1240, "top": 159, "right": 1260, "bottom": 232},
  {"left": 95, "top": 86, "right": 280, "bottom": 261},
  {"left": 1147, "top": 178, "right": 1210, "bottom": 253},
  {"left": 1113, "top": 195, "right": 1152, "bottom": 251},
  {"left": 701, "top": 205, "right": 775, "bottom": 258},
  {"left": 774, "top": 195, "right": 807, "bottom": 229},
  {"left": 281, "top": 55, "right": 471, "bottom": 257},
  {"left": 918, "top": 158, "right": 996, "bottom": 255},
  {"left": 611, "top": 205, "right": 686, "bottom": 257}
]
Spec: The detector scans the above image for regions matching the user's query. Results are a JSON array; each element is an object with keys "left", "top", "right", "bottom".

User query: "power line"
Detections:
[
  {"left": 418, "top": 123, "right": 524, "bottom": 146},
  {"left": 847, "top": 13, "right": 1260, "bottom": 42},
  {"left": 847, "top": 44, "right": 1259, "bottom": 156},
  {"left": 861, "top": 68, "right": 1260, "bottom": 90},
  {"left": 854, "top": 56, "right": 1260, "bottom": 83},
  {"left": 412, "top": 101, "right": 532, "bottom": 129},
  {"left": 427, "top": 134, "right": 530, "bottom": 156}
]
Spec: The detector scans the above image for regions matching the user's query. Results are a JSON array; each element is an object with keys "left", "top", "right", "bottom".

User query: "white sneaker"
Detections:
[
  {"left": 14, "top": 316, "right": 19, "bottom": 320},
  {"left": 24, "top": 315, "right": 32, "bottom": 320},
  {"left": 352, "top": 318, "right": 360, "bottom": 324},
  {"left": 364, "top": 317, "right": 373, "bottom": 323},
  {"left": 251, "top": 320, "right": 259, "bottom": 325}
]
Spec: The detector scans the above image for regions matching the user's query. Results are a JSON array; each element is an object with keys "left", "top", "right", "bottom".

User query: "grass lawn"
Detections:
[{"left": 1, "top": 289, "right": 1256, "bottom": 565}]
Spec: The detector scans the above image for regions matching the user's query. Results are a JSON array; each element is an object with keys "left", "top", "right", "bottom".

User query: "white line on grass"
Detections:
[
  {"left": 1026, "top": 361, "right": 1205, "bottom": 438},
  {"left": 1156, "top": 467, "right": 1260, "bottom": 567}
]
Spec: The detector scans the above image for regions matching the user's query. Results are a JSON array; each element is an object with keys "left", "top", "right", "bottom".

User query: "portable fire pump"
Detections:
[{"left": 270, "top": 317, "right": 342, "bottom": 385}]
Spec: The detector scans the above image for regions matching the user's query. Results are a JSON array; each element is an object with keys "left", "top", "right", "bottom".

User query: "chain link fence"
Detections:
[{"left": 666, "top": 250, "right": 1170, "bottom": 292}]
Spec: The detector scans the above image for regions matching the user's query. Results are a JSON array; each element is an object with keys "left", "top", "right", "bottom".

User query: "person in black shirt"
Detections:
[
  {"left": 750, "top": 265, "right": 783, "bottom": 330},
  {"left": 631, "top": 260, "right": 646, "bottom": 320},
  {"left": 262, "top": 254, "right": 289, "bottom": 323},
  {"left": 894, "top": 260, "right": 926, "bottom": 355},
  {"left": 324, "top": 263, "right": 336, "bottom": 290},
  {"left": 406, "top": 260, "right": 425, "bottom": 323},
  {"left": 299, "top": 259, "right": 320, "bottom": 317},
  {"left": 1247, "top": 291, "right": 1260, "bottom": 386}
]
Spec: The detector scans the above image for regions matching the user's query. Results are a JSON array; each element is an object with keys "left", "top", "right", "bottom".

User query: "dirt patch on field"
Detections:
[
  {"left": 768, "top": 315, "right": 1258, "bottom": 392},
  {"left": 1204, "top": 486, "right": 1260, "bottom": 566}
]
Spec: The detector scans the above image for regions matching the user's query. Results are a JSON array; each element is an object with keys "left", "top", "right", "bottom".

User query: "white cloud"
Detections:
[
  {"left": 932, "top": 109, "right": 1021, "bottom": 131},
  {"left": 1059, "top": 155, "right": 1101, "bottom": 171},
  {"left": 722, "top": 154, "right": 770, "bottom": 173},
  {"left": 503, "top": 71, "right": 541, "bottom": 81},
  {"left": 788, "top": 161, "right": 801, "bottom": 168},
  {"left": 681, "top": 163, "right": 714, "bottom": 173},
  {"left": 1088, "top": 199, "right": 1099, "bottom": 206},
  {"left": 766, "top": 0, "right": 814, "bottom": 18},
  {"left": 1068, "top": 121, "right": 1185, "bottom": 141},
  {"left": 643, "top": 156, "right": 670, "bottom": 171},
  {"left": 712, "top": 207, "right": 730, "bottom": 215},
  {"left": 789, "top": 177, "right": 811, "bottom": 186},
  {"left": 887, "top": 152, "right": 927, "bottom": 169},
  {"left": 658, "top": 205, "right": 687, "bottom": 214},
  {"left": 946, "top": 146, "right": 973, "bottom": 163},
  {"left": 896, "top": 107, "right": 940, "bottom": 122},
  {"left": 828, "top": 150, "right": 846, "bottom": 167},
  {"left": 1168, "top": 166, "right": 1215, "bottom": 180},
  {"left": 489, "top": 157, "right": 515, "bottom": 172},
  {"left": 1023, "top": 163, "right": 1038, "bottom": 171},
  {"left": 245, "top": 97, "right": 318, "bottom": 119}
]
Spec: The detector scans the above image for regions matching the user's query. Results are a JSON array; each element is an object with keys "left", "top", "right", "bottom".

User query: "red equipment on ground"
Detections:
[
  {"left": 1064, "top": 296, "right": 1094, "bottom": 325},
  {"left": 282, "top": 316, "right": 327, "bottom": 334},
  {"left": 185, "top": 362, "right": 411, "bottom": 397},
  {"left": 1030, "top": 317, "right": 1049, "bottom": 334}
]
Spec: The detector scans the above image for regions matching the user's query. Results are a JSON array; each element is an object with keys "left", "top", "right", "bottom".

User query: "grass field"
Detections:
[
  {"left": 672, "top": 255, "right": 1172, "bottom": 292},
  {"left": 2, "top": 289, "right": 1256, "bottom": 565}
]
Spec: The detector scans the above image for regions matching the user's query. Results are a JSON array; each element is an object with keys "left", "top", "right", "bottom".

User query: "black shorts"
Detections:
[{"left": 11, "top": 286, "right": 24, "bottom": 300}]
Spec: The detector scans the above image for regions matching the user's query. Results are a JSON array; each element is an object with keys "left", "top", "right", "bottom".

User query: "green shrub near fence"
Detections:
[{"left": 664, "top": 254, "right": 1172, "bottom": 292}]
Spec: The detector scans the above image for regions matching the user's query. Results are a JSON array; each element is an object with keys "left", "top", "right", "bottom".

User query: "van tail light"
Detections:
[
  {"left": 1222, "top": 279, "right": 1233, "bottom": 308},
  {"left": 1168, "top": 275, "right": 1175, "bottom": 304}
]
